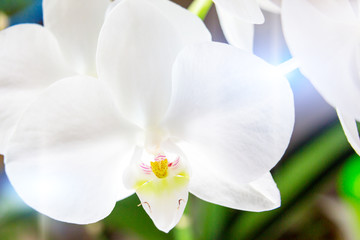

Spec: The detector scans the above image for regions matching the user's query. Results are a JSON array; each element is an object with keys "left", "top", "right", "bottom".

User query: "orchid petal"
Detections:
[
  {"left": 97, "top": 0, "right": 210, "bottom": 128},
  {"left": 0, "top": 24, "right": 72, "bottom": 153},
  {"left": 165, "top": 42, "right": 294, "bottom": 184},
  {"left": 257, "top": 0, "right": 280, "bottom": 14},
  {"left": 5, "top": 76, "right": 137, "bottom": 224},
  {"left": 337, "top": 110, "right": 360, "bottom": 156},
  {"left": 179, "top": 142, "right": 280, "bottom": 211},
  {"left": 282, "top": 0, "right": 360, "bottom": 119},
  {"left": 43, "top": 0, "right": 110, "bottom": 75},
  {"left": 188, "top": 149, "right": 280, "bottom": 211},
  {"left": 217, "top": 7, "right": 254, "bottom": 51},
  {"left": 213, "top": 0, "right": 264, "bottom": 24}
]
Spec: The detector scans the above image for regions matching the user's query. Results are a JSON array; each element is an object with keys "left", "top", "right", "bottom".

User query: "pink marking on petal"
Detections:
[
  {"left": 140, "top": 163, "right": 152, "bottom": 174},
  {"left": 168, "top": 156, "right": 180, "bottom": 168},
  {"left": 154, "top": 154, "right": 167, "bottom": 162}
]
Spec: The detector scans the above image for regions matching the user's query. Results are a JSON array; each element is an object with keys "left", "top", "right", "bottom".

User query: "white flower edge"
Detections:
[
  {"left": 217, "top": 6, "right": 254, "bottom": 51},
  {"left": 281, "top": 0, "right": 360, "bottom": 117},
  {"left": 257, "top": 0, "right": 280, "bottom": 14},
  {"left": 281, "top": 0, "right": 360, "bottom": 155},
  {"left": 338, "top": 110, "right": 360, "bottom": 156},
  {"left": 215, "top": 0, "right": 280, "bottom": 51}
]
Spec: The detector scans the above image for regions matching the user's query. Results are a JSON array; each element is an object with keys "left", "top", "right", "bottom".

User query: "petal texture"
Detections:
[
  {"left": 5, "top": 76, "right": 137, "bottom": 224},
  {"left": 217, "top": 7, "right": 254, "bottom": 51},
  {"left": 187, "top": 149, "right": 280, "bottom": 211},
  {"left": 213, "top": 0, "right": 264, "bottom": 24},
  {"left": 282, "top": 0, "right": 360, "bottom": 119},
  {"left": 164, "top": 42, "right": 294, "bottom": 184},
  {"left": 43, "top": 0, "right": 110, "bottom": 75},
  {"left": 338, "top": 110, "right": 360, "bottom": 156},
  {"left": 0, "top": 24, "right": 72, "bottom": 153},
  {"left": 97, "top": 0, "right": 211, "bottom": 128}
]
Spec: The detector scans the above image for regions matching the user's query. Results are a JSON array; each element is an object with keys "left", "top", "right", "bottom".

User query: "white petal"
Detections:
[
  {"left": 97, "top": 0, "right": 210, "bottom": 128},
  {"left": 43, "top": 0, "right": 110, "bottom": 75},
  {"left": 183, "top": 142, "right": 280, "bottom": 211},
  {"left": 0, "top": 24, "right": 73, "bottom": 153},
  {"left": 217, "top": 7, "right": 254, "bottom": 51},
  {"left": 213, "top": 0, "right": 264, "bottom": 24},
  {"left": 164, "top": 42, "right": 294, "bottom": 184},
  {"left": 5, "top": 76, "right": 137, "bottom": 224},
  {"left": 337, "top": 110, "right": 360, "bottom": 156},
  {"left": 305, "top": 0, "right": 357, "bottom": 22},
  {"left": 257, "top": 0, "right": 280, "bottom": 14},
  {"left": 136, "top": 176, "right": 189, "bottom": 233},
  {"left": 282, "top": 0, "right": 360, "bottom": 119},
  {"left": 189, "top": 155, "right": 280, "bottom": 211}
]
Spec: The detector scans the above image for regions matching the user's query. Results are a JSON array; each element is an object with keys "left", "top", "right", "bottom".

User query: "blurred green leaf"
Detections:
[
  {"left": 0, "top": 180, "right": 33, "bottom": 226},
  {"left": 174, "top": 214, "right": 194, "bottom": 240},
  {"left": 228, "top": 123, "right": 352, "bottom": 240},
  {"left": 338, "top": 154, "right": 360, "bottom": 201},
  {"left": 0, "top": 216, "right": 38, "bottom": 240},
  {"left": 0, "top": 0, "right": 33, "bottom": 16},
  {"left": 189, "top": 195, "right": 231, "bottom": 240},
  {"left": 338, "top": 155, "right": 360, "bottom": 239},
  {"left": 252, "top": 157, "right": 344, "bottom": 240},
  {"left": 103, "top": 194, "right": 172, "bottom": 240}
]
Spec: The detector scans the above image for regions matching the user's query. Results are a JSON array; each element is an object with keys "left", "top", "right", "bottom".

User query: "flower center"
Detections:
[
  {"left": 150, "top": 154, "right": 168, "bottom": 178},
  {"left": 126, "top": 148, "right": 190, "bottom": 231}
]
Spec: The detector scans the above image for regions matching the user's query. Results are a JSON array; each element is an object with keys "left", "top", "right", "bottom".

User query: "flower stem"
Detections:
[
  {"left": 38, "top": 214, "right": 49, "bottom": 240},
  {"left": 188, "top": 0, "right": 213, "bottom": 20},
  {"left": 0, "top": 12, "right": 9, "bottom": 30}
]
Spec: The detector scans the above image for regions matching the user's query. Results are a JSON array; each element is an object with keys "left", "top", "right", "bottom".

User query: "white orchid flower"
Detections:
[
  {"left": 2, "top": 0, "right": 294, "bottom": 233},
  {"left": 281, "top": 0, "right": 360, "bottom": 155},
  {"left": 214, "top": 0, "right": 280, "bottom": 51},
  {"left": 0, "top": 0, "right": 119, "bottom": 154}
]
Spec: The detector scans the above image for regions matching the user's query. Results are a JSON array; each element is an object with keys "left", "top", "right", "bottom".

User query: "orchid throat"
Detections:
[{"left": 129, "top": 151, "right": 190, "bottom": 232}]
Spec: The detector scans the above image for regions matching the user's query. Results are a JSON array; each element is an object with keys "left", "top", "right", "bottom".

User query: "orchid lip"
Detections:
[{"left": 129, "top": 150, "right": 190, "bottom": 232}]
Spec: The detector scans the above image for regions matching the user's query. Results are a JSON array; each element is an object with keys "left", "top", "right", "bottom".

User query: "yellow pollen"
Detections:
[{"left": 151, "top": 158, "right": 168, "bottom": 178}]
